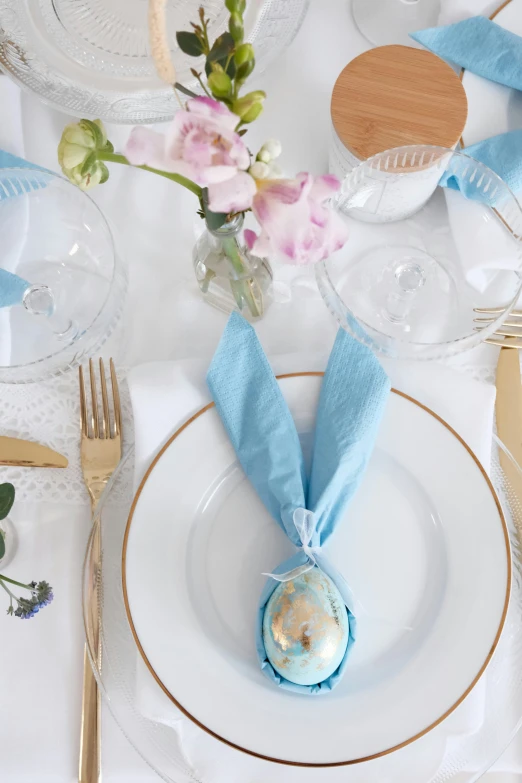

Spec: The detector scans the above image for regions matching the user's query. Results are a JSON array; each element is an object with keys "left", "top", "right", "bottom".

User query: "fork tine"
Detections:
[
  {"left": 482, "top": 328, "right": 522, "bottom": 338},
  {"left": 79, "top": 366, "right": 88, "bottom": 437},
  {"left": 485, "top": 337, "right": 522, "bottom": 348},
  {"left": 99, "top": 358, "right": 110, "bottom": 440},
  {"left": 474, "top": 307, "right": 522, "bottom": 316},
  {"left": 89, "top": 358, "right": 99, "bottom": 438},
  {"left": 474, "top": 318, "right": 522, "bottom": 329},
  {"left": 110, "top": 358, "right": 121, "bottom": 438}
]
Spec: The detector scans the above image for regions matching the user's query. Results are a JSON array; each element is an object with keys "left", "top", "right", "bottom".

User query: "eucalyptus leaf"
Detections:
[
  {"left": 0, "top": 483, "right": 15, "bottom": 521},
  {"left": 176, "top": 31, "right": 204, "bottom": 57},
  {"left": 205, "top": 32, "right": 236, "bottom": 78},
  {"left": 0, "top": 531, "right": 5, "bottom": 561}
]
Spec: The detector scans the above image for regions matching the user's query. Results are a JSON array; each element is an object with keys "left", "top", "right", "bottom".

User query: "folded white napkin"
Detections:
[
  {"left": 128, "top": 348, "right": 498, "bottom": 779},
  {"left": 444, "top": 188, "right": 522, "bottom": 296}
]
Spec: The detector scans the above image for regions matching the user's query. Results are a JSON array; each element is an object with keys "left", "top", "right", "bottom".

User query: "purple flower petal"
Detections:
[{"left": 244, "top": 228, "right": 257, "bottom": 250}]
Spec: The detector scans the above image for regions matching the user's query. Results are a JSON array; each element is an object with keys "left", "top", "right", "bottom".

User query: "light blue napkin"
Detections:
[
  {"left": 207, "top": 313, "right": 390, "bottom": 694},
  {"left": 411, "top": 17, "right": 522, "bottom": 91},
  {"left": 0, "top": 149, "right": 46, "bottom": 200},
  {"left": 440, "top": 130, "right": 522, "bottom": 203},
  {"left": 0, "top": 269, "right": 30, "bottom": 308},
  {"left": 411, "top": 18, "right": 522, "bottom": 199},
  {"left": 0, "top": 149, "right": 46, "bottom": 306}
]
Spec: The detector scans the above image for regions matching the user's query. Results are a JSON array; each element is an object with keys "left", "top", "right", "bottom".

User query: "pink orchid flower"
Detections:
[
  {"left": 125, "top": 96, "right": 255, "bottom": 212},
  {"left": 244, "top": 173, "right": 348, "bottom": 265}
]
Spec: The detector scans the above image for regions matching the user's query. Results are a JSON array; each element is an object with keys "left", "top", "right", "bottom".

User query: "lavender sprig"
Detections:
[{"left": 0, "top": 575, "right": 54, "bottom": 620}]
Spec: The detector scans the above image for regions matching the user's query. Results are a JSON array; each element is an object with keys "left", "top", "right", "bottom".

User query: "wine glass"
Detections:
[
  {"left": 352, "top": 0, "right": 441, "bottom": 47},
  {"left": 0, "top": 168, "right": 127, "bottom": 383},
  {"left": 316, "top": 145, "right": 522, "bottom": 360}
]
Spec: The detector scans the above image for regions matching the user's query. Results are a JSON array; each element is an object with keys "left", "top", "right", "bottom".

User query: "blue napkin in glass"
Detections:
[
  {"left": 440, "top": 130, "right": 522, "bottom": 202},
  {"left": 411, "top": 17, "right": 522, "bottom": 90},
  {"left": 411, "top": 17, "right": 522, "bottom": 199},
  {"left": 0, "top": 269, "right": 30, "bottom": 308},
  {"left": 0, "top": 149, "right": 44, "bottom": 307},
  {"left": 207, "top": 313, "right": 390, "bottom": 694}
]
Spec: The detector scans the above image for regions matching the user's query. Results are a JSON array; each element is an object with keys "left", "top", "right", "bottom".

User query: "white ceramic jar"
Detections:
[{"left": 330, "top": 45, "right": 468, "bottom": 221}]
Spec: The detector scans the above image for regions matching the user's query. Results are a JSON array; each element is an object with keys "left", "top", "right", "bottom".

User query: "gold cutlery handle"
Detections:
[
  {"left": 79, "top": 514, "right": 102, "bottom": 783},
  {"left": 79, "top": 647, "right": 101, "bottom": 783}
]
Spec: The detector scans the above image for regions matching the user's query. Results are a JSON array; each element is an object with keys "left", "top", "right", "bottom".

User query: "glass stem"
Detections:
[
  {"left": 23, "top": 285, "right": 78, "bottom": 340},
  {"left": 221, "top": 236, "right": 262, "bottom": 319}
]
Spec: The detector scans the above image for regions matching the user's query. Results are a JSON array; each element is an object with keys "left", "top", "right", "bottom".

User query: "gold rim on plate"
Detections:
[{"left": 122, "top": 375, "right": 511, "bottom": 768}]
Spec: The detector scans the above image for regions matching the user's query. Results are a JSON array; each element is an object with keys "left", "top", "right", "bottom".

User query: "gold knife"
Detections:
[
  {"left": 495, "top": 341, "right": 522, "bottom": 538},
  {"left": 0, "top": 436, "right": 68, "bottom": 468}
]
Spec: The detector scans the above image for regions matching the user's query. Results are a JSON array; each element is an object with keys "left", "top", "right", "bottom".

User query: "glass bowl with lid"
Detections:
[
  {"left": 0, "top": 167, "right": 126, "bottom": 383},
  {"left": 316, "top": 145, "right": 522, "bottom": 360}
]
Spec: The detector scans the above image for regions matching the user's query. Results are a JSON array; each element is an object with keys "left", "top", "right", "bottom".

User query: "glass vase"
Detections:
[{"left": 192, "top": 215, "right": 273, "bottom": 321}]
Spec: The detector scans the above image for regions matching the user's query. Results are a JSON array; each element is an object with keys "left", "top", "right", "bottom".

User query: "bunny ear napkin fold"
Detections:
[{"left": 207, "top": 313, "right": 390, "bottom": 694}]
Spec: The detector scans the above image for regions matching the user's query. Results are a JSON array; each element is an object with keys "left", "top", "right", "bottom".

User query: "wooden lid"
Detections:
[{"left": 331, "top": 45, "right": 468, "bottom": 160}]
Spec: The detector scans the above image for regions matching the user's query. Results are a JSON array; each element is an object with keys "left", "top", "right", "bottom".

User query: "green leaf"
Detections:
[
  {"left": 205, "top": 32, "right": 236, "bottom": 78},
  {"left": 80, "top": 151, "right": 97, "bottom": 176},
  {"left": 203, "top": 203, "right": 228, "bottom": 232},
  {"left": 98, "top": 162, "right": 110, "bottom": 184},
  {"left": 176, "top": 31, "right": 204, "bottom": 57},
  {"left": 79, "top": 119, "right": 104, "bottom": 148},
  {"left": 205, "top": 208, "right": 228, "bottom": 231},
  {"left": 0, "top": 531, "right": 5, "bottom": 561},
  {"left": 0, "top": 483, "right": 15, "bottom": 521}
]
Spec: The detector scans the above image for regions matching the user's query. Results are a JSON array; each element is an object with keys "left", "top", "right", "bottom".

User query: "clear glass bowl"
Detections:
[
  {"left": 83, "top": 435, "right": 522, "bottom": 783},
  {"left": 0, "top": 0, "right": 310, "bottom": 124},
  {"left": 316, "top": 145, "right": 522, "bottom": 361},
  {"left": 352, "top": 0, "right": 440, "bottom": 48},
  {"left": 0, "top": 168, "right": 127, "bottom": 383}
]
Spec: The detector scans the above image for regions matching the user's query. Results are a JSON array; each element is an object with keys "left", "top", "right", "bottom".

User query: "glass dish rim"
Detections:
[
  {"left": 0, "top": 165, "right": 121, "bottom": 376},
  {"left": 318, "top": 144, "right": 522, "bottom": 359}
]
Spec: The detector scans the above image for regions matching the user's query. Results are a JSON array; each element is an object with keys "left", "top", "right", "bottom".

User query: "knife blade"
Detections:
[
  {"left": 0, "top": 436, "right": 68, "bottom": 468},
  {"left": 495, "top": 341, "right": 522, "bottom": 537}
]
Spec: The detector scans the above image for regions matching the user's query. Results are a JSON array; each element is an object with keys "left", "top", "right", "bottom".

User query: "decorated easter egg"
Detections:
[{"left": 262, "top": 567, "right": 349, "bottom": 686}]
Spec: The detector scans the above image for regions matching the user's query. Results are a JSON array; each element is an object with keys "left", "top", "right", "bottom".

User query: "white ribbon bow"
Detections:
[
  {"left": 262, "top": 507, "right": 365, "bottom": 616},
  {"left": 262, "top": 508, "right": 412, "bottom": 627},
  {"left": 262, "top": 508, "right": 320, "bottom": 583}
]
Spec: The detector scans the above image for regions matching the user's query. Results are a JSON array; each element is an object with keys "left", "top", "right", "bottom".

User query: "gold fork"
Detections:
[
  {"left": 474, "top": 307, "right": 522, "bottom": 348},
  {"left": 79, "top": 358, "right": 122, "bottom": 783}
]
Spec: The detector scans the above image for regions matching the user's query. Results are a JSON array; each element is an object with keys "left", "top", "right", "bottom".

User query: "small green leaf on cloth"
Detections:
[{"left": 0, "top": 483, "right": 15, "bottom": 521}]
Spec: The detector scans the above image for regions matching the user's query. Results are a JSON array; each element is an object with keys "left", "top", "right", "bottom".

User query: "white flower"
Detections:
[
  {"left": 259, "top": 138, "right": 282, "bottom": 161},
  {"left": 249, "top": 160, "right": 271, "bottom": 179}
]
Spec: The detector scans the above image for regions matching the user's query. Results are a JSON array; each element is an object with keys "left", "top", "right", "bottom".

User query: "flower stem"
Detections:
[
  {"left": 0, "top": 578, "right": 18, "bottom": 603},
  {"left": 0, "top": 574, "right": 31, "bottom": 590},
  {"left": 97, "top": 151, "right": 203, "bottom": 198},
  {"left": 221, "top": 236, "right": 263, "bottom": 318},
  {"left": 193, "top": 71, "right": 212, "bottom": 98}
]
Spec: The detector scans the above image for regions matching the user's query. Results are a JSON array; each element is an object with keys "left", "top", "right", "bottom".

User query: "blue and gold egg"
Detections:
[{"left": 262, "top": 568, "right": 349, "bottom": 686}]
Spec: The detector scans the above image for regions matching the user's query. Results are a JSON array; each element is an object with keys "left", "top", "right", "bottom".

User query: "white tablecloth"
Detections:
[{"left": 0, "top": 0, "right": 520, "bottom": 781}]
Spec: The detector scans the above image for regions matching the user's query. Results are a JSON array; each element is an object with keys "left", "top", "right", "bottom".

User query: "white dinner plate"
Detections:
[
  {"left": 462, "top": 0, "right": 522, "bottom": 147},
  {"left": 123, "top": 374, "right": 510, "bottom": 767}
]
